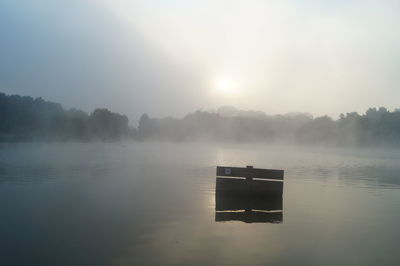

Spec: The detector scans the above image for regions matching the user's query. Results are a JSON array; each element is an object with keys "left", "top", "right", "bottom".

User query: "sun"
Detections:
[{"left": 214, "top": 77, "right": 239, "bottom": 96}]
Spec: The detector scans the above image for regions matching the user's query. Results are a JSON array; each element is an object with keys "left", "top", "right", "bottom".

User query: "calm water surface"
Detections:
[{"left": 0, "top": 142, "right": 399, "bottom": 266}]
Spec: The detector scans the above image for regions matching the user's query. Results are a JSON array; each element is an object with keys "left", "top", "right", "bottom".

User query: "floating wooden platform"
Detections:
[
  {"left": 215, "top": 165, "right": 284, "bottom": 223},
  {"left": 216, "top": 165, "right": 284, "bottom": 196},
  {"left": 216, "top": 166, "right": 284, "bottom": 180}
]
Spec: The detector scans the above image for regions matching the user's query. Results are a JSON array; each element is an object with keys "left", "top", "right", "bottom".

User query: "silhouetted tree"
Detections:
[{"left": 89, "top": 109, "right": 129, "bottom": 140}]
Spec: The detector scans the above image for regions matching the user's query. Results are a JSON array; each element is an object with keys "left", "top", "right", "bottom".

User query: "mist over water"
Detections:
[
  {"left": 1, "top": 142, "right": 399, "bottom": 266},
  {"left": 2, "top": 0, "right": 400, "bottom": 265}
]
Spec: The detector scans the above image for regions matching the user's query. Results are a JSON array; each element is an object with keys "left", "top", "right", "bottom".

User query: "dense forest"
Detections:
[
  {"left": 1, "top": 92, "right": 400, "bottom": 146},
  {"left": 0, "top": 92, "right": 134, "bottom": 141}
]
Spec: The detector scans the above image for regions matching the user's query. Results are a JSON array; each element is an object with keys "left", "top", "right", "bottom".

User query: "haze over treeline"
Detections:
[{"left": 1, "top": 92, "right": 400, "bottom": 146}]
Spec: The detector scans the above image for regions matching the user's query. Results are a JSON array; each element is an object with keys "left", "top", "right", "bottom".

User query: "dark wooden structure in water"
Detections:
[
  {"left": 215, "top": 165, "right": 284, "bottom": 223},
  {"left": 216, "top": 165, "right": 284, "bottom": 196}
]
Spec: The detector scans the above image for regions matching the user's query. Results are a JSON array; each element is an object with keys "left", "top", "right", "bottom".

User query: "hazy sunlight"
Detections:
[{"left": 214, "top": 77, "right": 239, "bottom": 97}]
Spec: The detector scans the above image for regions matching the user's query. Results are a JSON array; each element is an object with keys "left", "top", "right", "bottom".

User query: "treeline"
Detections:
[
  {"left": 1, "top": 92, "right": 400, "bottom": 146},
  {"left": 0, "top": 92, "right": 134, "bottom": 141},
  {"left": 137, "top": 106, "right": 400, "bottom": 146}
]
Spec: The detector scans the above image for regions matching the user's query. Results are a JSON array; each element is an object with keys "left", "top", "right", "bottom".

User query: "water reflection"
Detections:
[
  {"left": 215, "top": 192, "right": 283, "bottom": 223},
  {"left": 2, "top": 143, "right": 400, "bottom": 265}
]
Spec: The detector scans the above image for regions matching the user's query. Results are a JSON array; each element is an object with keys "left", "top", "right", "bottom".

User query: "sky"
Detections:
[{"left": 1, "top": 0, "right": 399, "bottom": 123}]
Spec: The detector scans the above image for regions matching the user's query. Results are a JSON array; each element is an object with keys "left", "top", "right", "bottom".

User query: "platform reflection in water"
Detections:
[{"left": 215, "top": 192, "right": 283, "bottom": 224}]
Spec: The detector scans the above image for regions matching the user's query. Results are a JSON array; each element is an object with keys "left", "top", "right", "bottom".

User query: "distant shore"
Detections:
[{"left": 1, "top": 92, "right": 400, "bottom": 146}]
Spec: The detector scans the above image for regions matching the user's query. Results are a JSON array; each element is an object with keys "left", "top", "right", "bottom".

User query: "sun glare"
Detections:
[{"left": 214, "top": 77, "right": 239, "bottom": 96}]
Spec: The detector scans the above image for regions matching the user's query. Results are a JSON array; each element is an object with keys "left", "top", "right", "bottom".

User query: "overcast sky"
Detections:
[{"left": 1, "top": 0, "right": 399, "bottom": 123}]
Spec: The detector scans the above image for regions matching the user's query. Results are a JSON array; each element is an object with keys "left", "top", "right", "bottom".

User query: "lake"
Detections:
[{"left": 1, "top": 142, "right": 400, "bottom": 266}]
